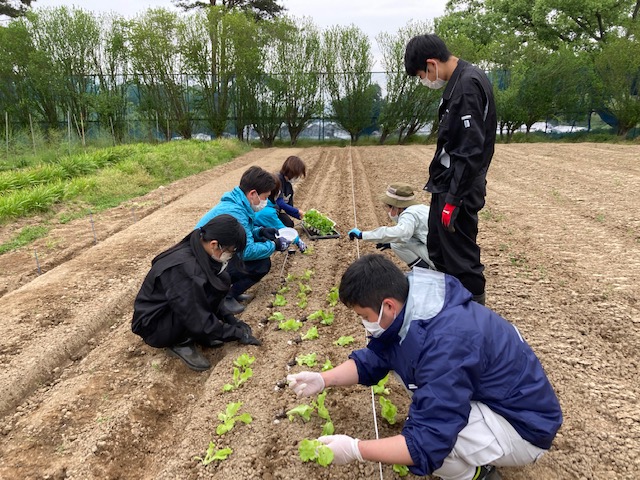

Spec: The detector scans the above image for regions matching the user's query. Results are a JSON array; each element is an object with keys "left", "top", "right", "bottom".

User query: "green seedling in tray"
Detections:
[{"left": 303, "top": 209, "right": 336, "bottom": 236}]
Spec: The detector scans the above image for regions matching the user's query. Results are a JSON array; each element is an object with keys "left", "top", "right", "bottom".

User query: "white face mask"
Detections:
[
  {"left": 289, "top": 178, "right": 300, "bottom": 185},
  {"left": 361, "top": 303, "right": 387, "bottom": 338},
  {"left": 251, "top": 198, "right": 268, "bottom": 212},
  {"left": 388, "top": 211, "right": 399, "bottom": 223},
  {"left": 212, "top": 247, "right": 234, "bottom": 273},
  {"left": 420, "top": 62, "right": 446, "bottom": 90}
]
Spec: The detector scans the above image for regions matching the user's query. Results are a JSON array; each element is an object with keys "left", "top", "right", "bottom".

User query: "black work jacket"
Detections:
[{"left": 426, "top": 59, "right": 497, "bottom": 206}]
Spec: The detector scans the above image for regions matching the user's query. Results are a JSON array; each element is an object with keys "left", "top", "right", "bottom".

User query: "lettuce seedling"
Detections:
[
  {"left": 393, "top": 464, "right": 410, "bottom": 477},
  {"left": 277, "top": 285, "right": 290, "bottom": 294},
  {"left": 297, "top": 296, "right": 308, "bottom": 309},
  {"left": 298, "top": 439, "right": 334, "bottom": 467},
  {"left": 269, "top": 311, "right": 285, "bottom": 322},
  {"left": 298, "top": 283, "right": 312, "bottom": 294},
  {"left": 272, "top": 294, "right": 287, "bottom": 307},
  {"left": 313, "top": 391, "right": 334, "bottom": 435},
  {"left": 193, "top": 441, "right": 233, "bottom": 465},
  {"left": 307, "top": 309, "right": 334, "bottom": 325},
  {"left": 334, "top": 336, "right": 355, "bottom": 347},
  {"left": 326, "top": 286, "right": 339, "bottom": 307},
  {"left": 372, "top": 373, "right": 390, "bottom": 396},
  {"left": 278, "top": 319, "right": 303, "bottom": 331},
  {"left": 222, "top": 366, "right": 253, "bottom": 392},
  {"left": 321, "top": 359, "right": 334, "bottom": 371},
  {"left": 296, "top": 352, "right": 317, "bottom": 367},
  {"left": 302, "top": 244, "right": 314, "bottom": 255},
  {"left": 300, "top": 269, "right": 314, "bottom": 281},
  {"left": 234, "top": 353, "right": 255, "bottom": 369},
  {"left": 301, "top": 326, "right": 319, "bottom": 341},
  {"left": 379, "top": 396, "right": 398, "bottom": 425},
  {"left": 286, "top": 404, "right": 314, "bottom": 422},
  {"left": 285, "top": 273, "right": 297, "bottom": 283},
  {"left": 216, "top": 402, "right": 253, "bottom": 435}
]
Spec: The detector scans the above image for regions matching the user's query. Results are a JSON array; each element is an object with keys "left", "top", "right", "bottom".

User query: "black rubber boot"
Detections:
[
  {"left": 236, "top": 293, "right": 255, "bottom": 303},
  {"left": 223, "top": 295, "right": 245, "bottom": 314},
  {"left": 472, "top": 292, "right": 486, "bottom": 306},
  {"left": 167, "top": 340, "right": 211, "bottom": 371}
]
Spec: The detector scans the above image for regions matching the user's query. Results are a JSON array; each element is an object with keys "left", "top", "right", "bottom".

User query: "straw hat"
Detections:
[{"left": 380, "top": 183, "right": 419, "bottom": 208}]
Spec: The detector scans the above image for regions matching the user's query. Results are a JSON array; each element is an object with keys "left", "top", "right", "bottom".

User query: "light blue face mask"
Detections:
[{"left": 361, "top": 303, "right": 387, "bottom": 338}]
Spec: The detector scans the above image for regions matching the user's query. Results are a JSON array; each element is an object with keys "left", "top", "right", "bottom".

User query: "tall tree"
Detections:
[
  {"left": 173, "top": 0, "right": 284, "bottom": 20},
  {"left": 323, "top": 24, "right": 375, "bottom": 143},
  {"left": 0, "top": 0, "right": 34, "bottom": 18}
]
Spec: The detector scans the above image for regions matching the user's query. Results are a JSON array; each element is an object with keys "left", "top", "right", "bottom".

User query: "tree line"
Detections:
[{"left": 0, "top": 1, "right": 639, "bottom": 147}]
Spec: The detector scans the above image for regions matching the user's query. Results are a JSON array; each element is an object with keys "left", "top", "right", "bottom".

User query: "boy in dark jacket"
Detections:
[{"left": 287, "top": 254, "right": 562, "bottom": 479}]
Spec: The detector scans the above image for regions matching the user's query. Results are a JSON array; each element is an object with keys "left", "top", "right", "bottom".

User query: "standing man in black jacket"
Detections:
[{"left": 404, "top": 34, "right": 496, "bottom": 305}]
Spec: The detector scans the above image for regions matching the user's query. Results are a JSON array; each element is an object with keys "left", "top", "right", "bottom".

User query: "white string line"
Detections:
[{"left": 347, "top": 141, "right": 384, "bottom": 480}]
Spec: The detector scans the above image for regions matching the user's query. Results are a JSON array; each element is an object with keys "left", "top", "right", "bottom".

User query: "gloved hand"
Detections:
[
  {"left": 260, "top": 227, "right": 278, "bottom": 241},
  {"left": 297, "top": 238, "right": 307, "bottom": 253},
  {"left": 375, "top": 243, "right": 391, "bottom": 251},
  {"left": 274, "top": 237, "right": 291, "bottom": 252},
  {"left": 348, "top": 228, "right": 362, "bottom": 240},
  {"left": 236, "top": 322, "right": 262, "bottom": 346},
  {"left": 317, "top": 435, "right": 363, "bottom": 465},
  {"left": 441, "top": 203, "right": 459, "bottom": 233},
  {"left": 286, "top": 371, "right": 325, "bottom": 397}
]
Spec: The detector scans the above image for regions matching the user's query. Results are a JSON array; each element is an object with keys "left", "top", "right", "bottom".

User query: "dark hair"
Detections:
[
  {"left": 280, "top": 155, "right": 306, "bottom": 179},
  {"left": 404, "top": 34, "right": 451, "bottom": 76},
  {"left": 152, "top": 214, "right": 246, "bottom": 289},
  {"left": 239, "top": 166, "right": 277, "bottom": 195},
  {"left": 339, "top": 254, "right": 409, "bottom": 311},
  {"left": 269, "top": 173, "right": 281, "bottom": 203}
]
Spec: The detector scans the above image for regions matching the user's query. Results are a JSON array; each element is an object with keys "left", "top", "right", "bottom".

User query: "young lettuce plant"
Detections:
[
  {"left": 216, "top": 402, "right": 253, "bottom": 435},
  {"left": 313, "top": 391, "right": 334, "bottom": 435},
  {"left": 393, "top": 464, "right": 410, "bottom": 477},
  {"left": 307, "top": 309, "right": 334, "bottom": 326},
  {"left": 298, "top": 439, "right": 334, "bottom": 467},
  {"left": 299, "top": 269, "right": 314, "bottom": 281},
  {"left": 193, "top": 441, "right": 233, "bottom": 465},
  {"left": 321, "top": 359, "right": 334, "bottom": 371},
  {"left": 326, "top": 286, "right": 339, "bottom": 307},
  {"left": 278, "top": 318, "right": 303, "bottom": 331},
  {"left": 334, "top": 336, "right": 355, "bottom": 347},
  {"left": 269, "top": 311, "right": 286, "bottom": 322},
  {"left": 272, "top": 294, "right": 287, "bottom": 307},
  {"left": 286, "top": 403, "right": 314, "bottom": 422},
  {"left": 297, "top": 292, "right": 308, "bottom": 309},
  {"left": 296, "top": 352, "right": 317, "bottom": 367},
  {"left": 277, "top": 285, "right": 290, "bottom": 295},
  {"left": 372, "top": 373, "right": 390, "bottom": 396},
  {"left": 379, "top": 396, "right": 398, "bottom": 425},
  {"left": 301, "top": 326, "right": 319, "bottom": 341},
  {"left": 222, "top": 356, "right": 254, "bottom": 392}
]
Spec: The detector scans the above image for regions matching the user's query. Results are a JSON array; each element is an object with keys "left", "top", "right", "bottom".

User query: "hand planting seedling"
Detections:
[
  {"left": 193, "top": 441, "right": 233, "bottom": 465},
  {"left": 379, "top": 396, "right": 398, "bottom": 425},
  {"left": 278, "top": 318, "right": 303, "bottom": 331},
  {"left": 372, "top": 373, "right": 390, "bottom": 396},
  {"left": 334, "top": 336, "right": 355, "bottom": 347},
  {"left": 216, "top": 401, "right": 253, "bottom": 435},
  {"left": 307, "top": 309, "right": 334, "bottom": 326},
  {"left": 301, "top": 326, "right": 319, "bottom": 341},
  {"left": 272, "top": 294, "right": 287, "bottom": 307},
  {"left": 296, "top": 352, "right": 318, "bottom": 367},
  {"left": 298, "top": 438, "right": 334, "bottom": 467},
  {"left": 326, "top": 286, "right": 339, "bottom": 307}
]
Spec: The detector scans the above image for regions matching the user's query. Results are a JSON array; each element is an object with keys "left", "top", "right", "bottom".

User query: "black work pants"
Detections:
[
  {"left": 278, "top": 211, "right": 295, "bottom": 227},
  {"left": 428, "top": 178, "right": 486, "bottom": 296},
  {"left": 228, "top": 257, "right": 272, "bottom": 298}
]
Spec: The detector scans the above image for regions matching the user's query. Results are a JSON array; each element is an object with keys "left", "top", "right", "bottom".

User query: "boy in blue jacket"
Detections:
[
  {"left": 196, "top": 166, "right": 291, "bottom": 314},
  {"left": 287, "top": 254, "right": 562, "bottom": 480},
  {"left": 255, "top": 174, "right": 307, "bottom": 253}
]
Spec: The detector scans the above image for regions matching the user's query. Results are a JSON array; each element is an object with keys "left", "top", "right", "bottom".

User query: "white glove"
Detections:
[
  {"left": 318, "top": 435, "right": 363, "bottom": 465},
  {"left": 286, "top": 371, "right": 325, "bottom": 397}
]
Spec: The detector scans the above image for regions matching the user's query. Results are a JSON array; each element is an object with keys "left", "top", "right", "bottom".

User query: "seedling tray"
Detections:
[{"left": 301, "top": 223, "right": 341, "bottom": 240}]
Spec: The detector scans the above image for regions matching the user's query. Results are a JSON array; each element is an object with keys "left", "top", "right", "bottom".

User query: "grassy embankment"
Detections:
[{"left": 0, "top": 139, "right": 250, "bottom": 254}]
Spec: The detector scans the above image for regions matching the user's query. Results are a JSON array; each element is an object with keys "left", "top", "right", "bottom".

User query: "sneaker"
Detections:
[
  {"left": 223, "top": 295, "right": 245, "bottom": 314},
  {"left": 473, "top": 465, "right": 502, "bottom": 480},
  {"left": 166, "top": 341, "right": 211, "bottom": 371}
]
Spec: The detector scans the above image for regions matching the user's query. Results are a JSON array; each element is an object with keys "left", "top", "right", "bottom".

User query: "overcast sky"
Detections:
[{"left": 30, "top": 0, "right": 448, "bottom": 69}]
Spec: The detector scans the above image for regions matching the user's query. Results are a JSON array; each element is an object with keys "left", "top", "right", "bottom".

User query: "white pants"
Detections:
[
  {"left": 433, "top": 402, "right": 546, "bottom": 480},
  {"left": 391, "top": 240, "right": 435, "bottom": 269}
]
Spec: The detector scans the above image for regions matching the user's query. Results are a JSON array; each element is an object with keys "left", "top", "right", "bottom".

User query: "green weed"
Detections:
[{"left": 0, "top": 225, "right": 50, "bottom": 254}]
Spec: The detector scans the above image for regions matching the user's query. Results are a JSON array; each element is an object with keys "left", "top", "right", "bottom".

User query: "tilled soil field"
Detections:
[{"left": 0, "top": 144, "right": 639, "bottom": 480}]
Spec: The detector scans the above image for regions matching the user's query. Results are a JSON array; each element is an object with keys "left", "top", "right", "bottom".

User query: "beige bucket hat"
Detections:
[{"left": 380, "top": 183, "right": 419, "bottom": 208}]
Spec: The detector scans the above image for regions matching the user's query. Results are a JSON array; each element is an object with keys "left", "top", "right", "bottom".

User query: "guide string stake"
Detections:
[{"left": 347, "top": 140, "right": 384, "bottom": 480}]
